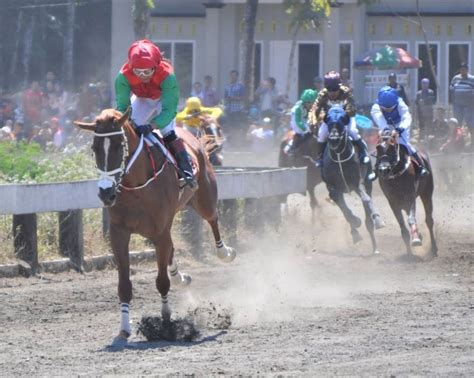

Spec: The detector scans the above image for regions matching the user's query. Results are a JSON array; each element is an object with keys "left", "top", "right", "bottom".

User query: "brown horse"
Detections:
[
  {"left": 278, "top": 130, "right": 323, "bottom": 213},
  {"left": 74, "top": 108, "right": 235, "bottom": 345},
  {"left": 375, "top": 130, "right": 438, "bottom": 257}
]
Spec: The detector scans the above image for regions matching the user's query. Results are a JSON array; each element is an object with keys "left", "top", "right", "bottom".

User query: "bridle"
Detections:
[
  {"left": 327, "top": 124, "right": 354, "bottom": 164},
  {"left": 94, "top": 126, "right": 167, "bottom": 192},
  {"left": 376, "top": 132, "right": 410, "bottom": 179}
]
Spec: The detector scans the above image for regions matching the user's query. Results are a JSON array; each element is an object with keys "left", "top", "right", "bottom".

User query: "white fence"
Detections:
[{"left": 0, "top": 167, "right": 306, "bottom": 215}]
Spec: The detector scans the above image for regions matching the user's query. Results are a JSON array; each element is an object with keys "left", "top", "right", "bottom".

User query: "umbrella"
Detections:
[{"left": 354, "top": 45, "right": 422, "bottom": 70}]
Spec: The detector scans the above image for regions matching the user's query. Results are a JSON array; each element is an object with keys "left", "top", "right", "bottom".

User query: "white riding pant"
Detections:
[
  {"left": 130, "top": 95, "right": 175, "bottom": 137},
  {"left": 317, "top": 117, "right": 361, "bottom": 143},
  {"left": 290, "top": 116, "right": 310, "bottom": 135}
]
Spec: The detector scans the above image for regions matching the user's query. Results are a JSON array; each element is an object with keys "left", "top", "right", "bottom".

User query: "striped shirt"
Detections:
[
  {"left": 224, "top": 82, "right": 246, "bottom": 113},
  {"left": 450, "top": 74, "right": 474, "bottom": 106}
]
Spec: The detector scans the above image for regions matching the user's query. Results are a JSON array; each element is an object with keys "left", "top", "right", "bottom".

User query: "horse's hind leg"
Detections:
[
  {"left": 355, "top": 184, "right": 384, "bottom": 254},
  {"left": 153, "top": 230, "right": 173, "bottom": 322},
  {"left": 208, "top": 217, "right": 236, "bottom": 262},
  {"left": 168, "top": 246, "right": 192, "bottom": 286},
  {"left": 407, "top": 201, "right": 422, "bottom": 247},
  {"left": 420, "top": 193, "right": 438, "bottom": 257},
  {"left": 328, "top": 187, "right": 362, "bottom": 244},
  {"left": 109, "top": 225, "right": 132, "bottom": 343}
]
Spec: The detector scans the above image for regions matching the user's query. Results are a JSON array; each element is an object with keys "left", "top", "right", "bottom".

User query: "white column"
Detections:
[
  {"left": 322, "top": 5, "right": 341, "bottom": 74},
  {"left": 204, "top": 3, "right": 225, "bottom": 90}
]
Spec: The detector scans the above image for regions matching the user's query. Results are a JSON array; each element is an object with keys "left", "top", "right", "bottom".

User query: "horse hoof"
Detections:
[
  {"left": 411, "top": 238, "right": 422, "bottom": 247},
  {"left": 373, "top": 216, "right": 386, "bottom": 230},
  {"left": 171, "top": 272, "right": 192, "bottom": 287},
  {"left": 373, "top": 249, "right": 381, "bottom": 255},
  {"left": 217, "top": 246, "right": 236, "bottom": 263}
]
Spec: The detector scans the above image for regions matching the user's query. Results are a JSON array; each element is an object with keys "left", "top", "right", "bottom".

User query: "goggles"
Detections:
[
  {"left": 326, "top": 86, "right": 340, "bottom": 93},
  {"left": 380, "top": 104, "right": 397, "bottom": 113},
  {"left": 132, "top": 68, "right": 155, "bottom": 77}
]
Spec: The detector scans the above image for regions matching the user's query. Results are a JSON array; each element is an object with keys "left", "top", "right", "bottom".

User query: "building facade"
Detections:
[{"left": 111, "top": 0, "right": 474, "bottom": 106}]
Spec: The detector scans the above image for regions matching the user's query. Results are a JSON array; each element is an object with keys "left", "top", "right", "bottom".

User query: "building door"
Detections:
[
  {"left": 269, "top": 41, "right": 296, "bottom": 101},
  {"left": 298, "top": 43, "right": 320, "bottom": 98}
]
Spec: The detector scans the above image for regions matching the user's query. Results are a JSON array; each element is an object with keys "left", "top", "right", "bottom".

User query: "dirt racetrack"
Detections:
[{"left": 1, "top": 180, "right": 473, "bottom": 375}]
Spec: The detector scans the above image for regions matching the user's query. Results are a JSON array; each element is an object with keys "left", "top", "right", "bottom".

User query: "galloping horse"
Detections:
[
  {"left": 278, "top": 130, "right": 323, "bottom": 213},
  {"left": 194, "top": 114, "right": 224, "bottom": 166},
  {"left": 321, "top": 106, "right": 385, "bottom": 253},
  {"left": 375, "top": 130, "right": 438, "bottom": 257},
  {"left": 74, "top": 108, "right": 235, "bottom": 345}
]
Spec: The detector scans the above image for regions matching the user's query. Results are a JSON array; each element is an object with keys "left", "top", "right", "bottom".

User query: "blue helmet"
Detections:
[{"left": 377, "top": 86, "right": 399, "bottom": 109}]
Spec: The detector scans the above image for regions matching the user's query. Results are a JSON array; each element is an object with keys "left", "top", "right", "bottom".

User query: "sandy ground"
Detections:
[{"left": 0, "top": 176, "right": 473, "bottom": 375}]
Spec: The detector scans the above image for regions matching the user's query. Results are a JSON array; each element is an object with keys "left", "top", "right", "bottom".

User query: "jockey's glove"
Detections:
[{"left": 135, "top": 124, "right": 153, "bottom": 136}]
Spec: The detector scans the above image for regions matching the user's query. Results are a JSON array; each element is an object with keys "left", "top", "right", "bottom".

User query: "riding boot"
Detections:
[
  {"left": 411, "top": 151, "right": 429, "bottom": 177},
  {"left": 166, "top": 138, "right": 198, "bottom": 189},
  {"left": 315, "top": 141, "right": 326, "bottom": 167},
  {"left": 353, "top": 138, "right": 376, "bottom": 181}
]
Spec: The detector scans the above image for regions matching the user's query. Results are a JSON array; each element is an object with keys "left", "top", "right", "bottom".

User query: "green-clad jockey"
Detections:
[
  {"left": 286, "top": 89, "right": 318, "bottom": 155},
  {"left": 115, "top": 39, "right": 196, "bottom": 188}
]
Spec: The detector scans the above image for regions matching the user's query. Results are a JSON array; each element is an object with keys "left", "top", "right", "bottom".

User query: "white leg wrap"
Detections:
[
  {"left": 161, "top": 295, "right": 171, "bottom": 321},
  {"left": 120, "top": 303, "right": 131, "bottom": 336},
  {"left": 168, "top": 258, "right": 192, "bottom": 286},
  {"left": 216, "top": 239, "right": 236, "bottom": 262}
]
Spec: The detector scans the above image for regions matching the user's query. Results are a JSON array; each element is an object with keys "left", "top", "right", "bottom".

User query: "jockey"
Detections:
[
  {"left": 371, "top": 86, "right": 428, "bottom": 177},
  {"left": 114, "top": 39, "right": 197, "bottom": 188},
  {"left": 176, "top": 96, "right": 222, "bottom": 138},
  {"left": 286, "top": 89, "right": 317, "bottom": 155},
  {"left": 311, "top": 71, "right": 374, "bottom": 179}
]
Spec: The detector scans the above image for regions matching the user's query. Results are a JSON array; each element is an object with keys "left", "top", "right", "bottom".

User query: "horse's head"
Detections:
[
  {"left": 375, "top": 129, "right": 400, "bottom": 178},
  {"left": 324, "top": 105, "right": 350, "bottom": 149},
  {"left": 74, "top": 108, "right": 131, "bottom": 207}
]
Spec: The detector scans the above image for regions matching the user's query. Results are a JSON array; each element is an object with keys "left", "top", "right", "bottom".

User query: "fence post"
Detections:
[
  {"left": 181, "top": 207, "right": 203, "bottom": 260},
  {"left": 12, "top": 213, "right": 38, "bottom": 273},
  {"left": 58, "top": 210, "right": 84, "bottom": 272},
  {"left": 219, "top": 199, "right": 238, "bottom": 246}
]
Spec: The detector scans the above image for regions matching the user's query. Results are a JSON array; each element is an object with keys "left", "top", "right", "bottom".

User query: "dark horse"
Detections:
[
  {"left": 321, "top": 106, "right": 385, "bottom": 253},
  {"left": 278, "top": 130, "right": 323, "bottom": 214},
  {"left": 194, "top": 114, "right": 224, "bottom": 166},
  {"left": 75, "top": 108, "right": 235, "bottom": 345},
  {"left": 375, "top": 130, "right": 438, "bottom": 257}
]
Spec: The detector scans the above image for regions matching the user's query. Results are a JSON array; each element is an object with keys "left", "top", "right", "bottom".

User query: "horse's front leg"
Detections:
[
  {"left": 168, "top": 246, "right": 192, "bottom": 286},
  {"left": 328, "top": 186, "right": 362, "bottom": 244},
  {"left": 387, "top": 200, "right": 412, "bottom": 255},
  {"left": 355, "top": 184, "right": 385, "bottom": 254},
  {"left": 408, "top": 200, "right": 422, "bottom": 247},
  {"left": 109, "top": 224, "right": 132, "bottom": 345},
  {"left": 154, "top": 230, "right": 173, "bottom": 322}
]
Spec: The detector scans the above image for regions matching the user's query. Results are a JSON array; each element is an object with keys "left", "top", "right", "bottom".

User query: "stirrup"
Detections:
[{"left": 315, "top": 158, "right": 323, "bottom": 168}]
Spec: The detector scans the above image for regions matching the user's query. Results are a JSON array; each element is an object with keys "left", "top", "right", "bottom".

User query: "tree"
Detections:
[
  {"left": 241, "top": 0, "right": 259, "bottom": 105},
  {"left": 415, "top": 0, "right": 438, "bottom": 88},
  {"left": 132, "top": 0, "right": 154, "bottom": 40}
]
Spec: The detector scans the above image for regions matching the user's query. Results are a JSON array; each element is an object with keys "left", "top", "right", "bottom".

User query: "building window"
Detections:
[
  {"left": 298, "top": 43, "right": 320, "bottom": 97},
  {"left": 339, "top": 43, "right": 352, "bottom": 77},
  {"left": 154, "top": 41, "right": 194, "bottom": 98},
  {"left": 417, "top": 43, "right": 438, "bottom": 94}
]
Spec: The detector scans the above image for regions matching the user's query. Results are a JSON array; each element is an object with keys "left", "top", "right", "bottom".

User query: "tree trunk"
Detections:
[
  {"left": 416, "top": 0, "right": 438, "bottom": 88},
  {"left": 22, "top": 9, "right": 37, "bottom": 87},
  {"left": 133, "top": 0, "right": 151, "bottom": 40},
  {"left": 9, "top": 10, "right": 24, "bottom": 86},
  {"left": 63, "top": 0, "right": 75, "bottom": 89},
  {"left": 242, "top": 0, "right": 259, "bottom": 105},
  {"left": 286, "top": 24, "right": 301, "bottom": 96}
]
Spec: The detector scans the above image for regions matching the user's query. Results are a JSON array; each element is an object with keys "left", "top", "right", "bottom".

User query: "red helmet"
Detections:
[
  {"left": 324, "top": 71, "right": 341, "bottom": 91},
  {"left": 128, "top": 39, "right": 162, "bottom": 69}
]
